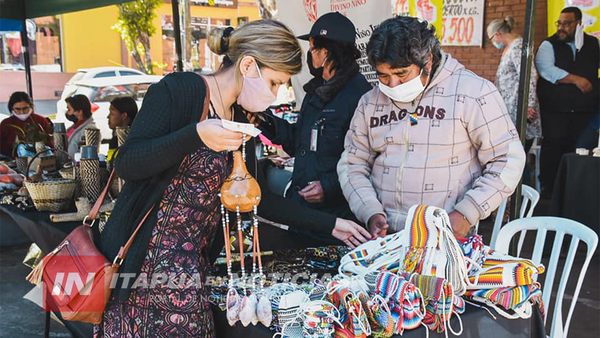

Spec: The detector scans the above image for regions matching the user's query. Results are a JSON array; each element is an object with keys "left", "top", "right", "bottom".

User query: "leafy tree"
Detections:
[{"left": 112, "top": 0, "right": 162, "bottom": 74}]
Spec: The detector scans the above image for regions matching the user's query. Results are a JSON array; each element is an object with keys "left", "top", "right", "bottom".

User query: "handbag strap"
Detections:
[
  {"left": 111, "top": 77, "right": 212, "bottom": 267},
  {"left": 113, "top": 204, "right": 155, "bottom": 266},
  {"left": 200, "top": 75, "right": 210, "bottom": 123},
  {"left": 86, "top": 169, "right": 117, "bottom": 223}
]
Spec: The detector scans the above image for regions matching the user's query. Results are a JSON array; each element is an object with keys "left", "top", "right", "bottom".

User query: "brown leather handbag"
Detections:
[{"left": 26, "top": 170, "right": 154, "bottom": 324}]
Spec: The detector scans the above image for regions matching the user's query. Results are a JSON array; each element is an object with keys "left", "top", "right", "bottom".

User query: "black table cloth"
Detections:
[
  {"left": 2, "top": 204, "right": 546, "bottom": 338},
  {"left": 212, "top": 303, "right": 545, "bottom": 338},
  {"left": 0, "top": 204, "right": 81, "bottom": 254},
  {"left": 550, "top": 153, "right": 600, "bottom": 233},
  {"left": 0, "top": 204, "right": 91, "bottom": 338}
]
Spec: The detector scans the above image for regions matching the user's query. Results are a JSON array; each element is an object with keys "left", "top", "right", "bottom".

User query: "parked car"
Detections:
[
  {"left": 54, "top": 74, "right": 162, "bottom": 142},
  {"left": 57, "top": 66, "right": 145, "bottom": 109},
  {"left": 0, "top": 63, "right": 25, "bottom": 71}
]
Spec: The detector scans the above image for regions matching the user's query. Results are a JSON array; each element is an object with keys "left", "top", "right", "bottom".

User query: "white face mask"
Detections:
[
  {"left": 575, "top": 23, "right": 584, "bottom": 51},
  {"left": 379, "top": 68, "right": 428, "bottom": 103},
  {"left": 12, "top": 111, "right": 32, "bottom": 121}
]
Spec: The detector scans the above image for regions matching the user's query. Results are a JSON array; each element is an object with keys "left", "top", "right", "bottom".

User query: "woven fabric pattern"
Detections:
[{"left": 80, "top": 159, "right": 102, "bottom": 203}]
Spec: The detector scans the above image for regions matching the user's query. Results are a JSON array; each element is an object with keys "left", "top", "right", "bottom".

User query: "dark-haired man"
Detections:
[
  {"left": 535, "top": 6, "right": 599, "bottom": 197},
  {"left": 107, "top": 96, "right": 138, "bottom": 161},
  {"left": 338, "top": 16, "right": 526, "bottom": 238}
]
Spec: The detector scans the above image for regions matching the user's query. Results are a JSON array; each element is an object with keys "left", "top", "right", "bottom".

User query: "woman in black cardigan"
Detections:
[{"left": 95, "top": 20, "right": 302, "bottom": 338}]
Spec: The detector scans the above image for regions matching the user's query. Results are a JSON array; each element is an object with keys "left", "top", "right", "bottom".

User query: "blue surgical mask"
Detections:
[{"left": 493, "top": 41, "right": 505, "bottom": 49}]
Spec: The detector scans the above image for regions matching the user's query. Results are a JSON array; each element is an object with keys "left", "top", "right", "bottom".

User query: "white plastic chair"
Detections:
[
  {"left": 495, "top": 217, "right": 598, "bottom": 338},
  {"left": 529, "top": 139, "right": 542, "bottom": 193},
  {"left": 489, "top": 184, "right": 540, "bottom": 250}
]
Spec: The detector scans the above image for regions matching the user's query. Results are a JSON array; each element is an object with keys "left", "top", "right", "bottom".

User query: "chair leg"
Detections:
[{"left": 44, "top": 311, "right": 51, "bottom": 338}]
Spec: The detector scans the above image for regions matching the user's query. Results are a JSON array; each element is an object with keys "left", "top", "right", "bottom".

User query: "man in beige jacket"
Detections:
[{"left": 337, "top": 17, "right": 526, "bottom": 238}]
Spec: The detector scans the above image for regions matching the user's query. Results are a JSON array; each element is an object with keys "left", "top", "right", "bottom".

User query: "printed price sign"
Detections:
[{"left": 441, "top": 0, "right": 485, "bottom": 46}]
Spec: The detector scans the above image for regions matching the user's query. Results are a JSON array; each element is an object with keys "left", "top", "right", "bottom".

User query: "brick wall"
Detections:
[{"left": 444, "top": 0, "right": 549, "bottom": 82}]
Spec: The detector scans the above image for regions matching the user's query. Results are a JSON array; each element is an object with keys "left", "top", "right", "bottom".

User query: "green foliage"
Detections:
[
  {"left": 112, "top": 0, "right": 162, "bottom": 74},
  {"left": 8, "top": 123, "right": 50, "bottom": 154}
]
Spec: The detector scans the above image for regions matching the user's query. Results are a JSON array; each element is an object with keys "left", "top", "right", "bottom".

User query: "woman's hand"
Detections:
[
  {"left": 527, "top": 107, "right": 539, "bottom": 121},
  {"left": 332, "top": 218, "right": 372, "bottom": 248},
  {"left": 196, "top": 119, "right": 251, "bottom": 152}
]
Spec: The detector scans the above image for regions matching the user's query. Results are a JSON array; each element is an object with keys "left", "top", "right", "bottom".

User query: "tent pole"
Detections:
[
  {"left": 20, "top": 0, "right": 33, "bottom": 97},
  {"left": 509, "top": 0, "right": 538, "bottom": 255},
  {"left": 171, "top": 0, "right": 184, "bottom": 72}
]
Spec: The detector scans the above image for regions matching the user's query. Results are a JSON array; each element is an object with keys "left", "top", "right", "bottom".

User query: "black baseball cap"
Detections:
[{"left": 297, "top": 12, "right": 356, "bottom": 44}]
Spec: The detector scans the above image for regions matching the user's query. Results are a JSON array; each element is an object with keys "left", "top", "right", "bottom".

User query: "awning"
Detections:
[{"left": 0, "top": 0, "right": 133, "bottom": 19}]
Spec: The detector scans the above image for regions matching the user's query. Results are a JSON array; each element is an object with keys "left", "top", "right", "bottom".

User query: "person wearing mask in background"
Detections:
[
  {"left": 106, "top": 96, "right": 138, "bottom": 161},
  {"left": 535, "top": 6, "right": 599, "bottom": 197},
  {"left": 338, "top": 16, "right": 525, "bottom": 239},
  {"left": 487, "top": 16, "right": 542, "bottom": 186},
  {"left": 1, "top": 91, "right": 53, "bottom": 158},
  {"left": 250, "top": 12, "right": 372, "bottom": 246},
  {"left": 65, "top": 94, "right": 97, "bottom": 157}
]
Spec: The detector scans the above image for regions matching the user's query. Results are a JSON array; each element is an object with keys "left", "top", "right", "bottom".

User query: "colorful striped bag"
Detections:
[
  {"left": 400, "top": 272, "right": 465, "bottom": 335},
  {"left": 400, "top": 205, "right": 470, "bottom": 296}
]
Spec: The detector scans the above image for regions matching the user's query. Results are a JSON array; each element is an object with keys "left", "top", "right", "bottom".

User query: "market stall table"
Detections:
[
  {"left": 0, "top": 203, "right": 95, "bottom": 338},
  {"left": 2, "top": 204, "right": 546, "bottom": 338},
  {"left": 212, "top": 302, "right": 545, "bottom": 338},
  {"left": 550, "top": 153, "right": 600, "bottom": 232}
]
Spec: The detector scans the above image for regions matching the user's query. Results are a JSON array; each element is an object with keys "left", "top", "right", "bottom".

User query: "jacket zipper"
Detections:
[{"left": 394, "top": 116, "right": 412, "bottom": 229}]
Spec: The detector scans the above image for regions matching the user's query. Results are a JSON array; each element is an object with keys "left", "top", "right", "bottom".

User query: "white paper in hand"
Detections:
[{"left": 221, "top": 120, "right": 262, "bottom": 137}]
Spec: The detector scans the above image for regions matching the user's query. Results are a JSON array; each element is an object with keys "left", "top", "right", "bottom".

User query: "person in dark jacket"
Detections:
[
  {"left": 535, "top": 6, "right": 599, "bottom": 197},
  {"left": 95, "top": 20, "right": 303, "bottom": 338},
  {"left": 252, "top": 12, "right": 372, "bottom": 245}
]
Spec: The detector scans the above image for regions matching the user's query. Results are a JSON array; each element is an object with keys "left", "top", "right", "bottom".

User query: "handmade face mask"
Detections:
[
  {"left": 237, "top": 62, "right": 277, "bottom": 112},
  {"left": 278, "top": 290, "right": 309, "bottom": 328},
  {"left": 379, "top": 67, "right": 428, "bottom": 103}
]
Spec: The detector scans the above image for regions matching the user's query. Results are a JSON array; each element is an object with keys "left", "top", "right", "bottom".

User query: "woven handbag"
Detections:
[{"left": 26, "top": 170, "right": 154, "bottom": 324}]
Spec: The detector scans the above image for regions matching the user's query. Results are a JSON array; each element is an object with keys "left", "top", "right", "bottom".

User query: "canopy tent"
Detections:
[
  {"left": 0, "top": 0, "right": 184, "bottom": 99},
  {"left": 0, "top": 0, "right": 131, "bottom": 19}
]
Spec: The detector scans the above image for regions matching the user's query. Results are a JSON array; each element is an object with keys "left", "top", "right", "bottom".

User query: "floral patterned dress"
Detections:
[
  {"left": 494, "top": 37, "right": 542, "bottom": 140},
  {"left": 94, "top": 139, "right": 230, "bottom": 337}
]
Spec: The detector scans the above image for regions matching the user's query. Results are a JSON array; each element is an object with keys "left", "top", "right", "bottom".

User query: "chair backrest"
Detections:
[
  {"left": 495, "top": 217, "right": 598, "bottom": 338},
  {"left": 490, "top": 184, "right": 540, "bottom": 250}
]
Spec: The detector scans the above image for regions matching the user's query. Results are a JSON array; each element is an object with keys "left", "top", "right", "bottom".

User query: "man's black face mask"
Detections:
[
  {"left": 307, "top": 50, "right": 324, "bottom": 78},
  {"left": 66, "top": 113, "right": 78, "bottom": 123}
]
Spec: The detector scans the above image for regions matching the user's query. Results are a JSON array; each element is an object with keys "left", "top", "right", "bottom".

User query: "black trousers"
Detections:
[{"left": 540, "top": 111, "right": 595, "bottom": 192}]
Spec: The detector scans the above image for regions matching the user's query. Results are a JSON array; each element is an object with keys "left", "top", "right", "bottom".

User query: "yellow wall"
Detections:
[
  {"left": 61, "top": 6, "right": 122, "bottom": 73},
  {"left": 61, "top": 1, "right": 260, "bottom": 74}
]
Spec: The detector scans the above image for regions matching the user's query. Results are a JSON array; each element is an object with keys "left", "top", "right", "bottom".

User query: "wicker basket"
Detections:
[
  {"left": 59, "top": 163, "right": 82, "bottom": 198},
  {"left": 25, "top": 149, "right": 77, "bottom": 212}
]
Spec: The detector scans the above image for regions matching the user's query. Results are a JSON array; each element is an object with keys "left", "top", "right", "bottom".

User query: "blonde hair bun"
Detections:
[{"left": 208, "top": 26, "right": 234, "bottom": 55}]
